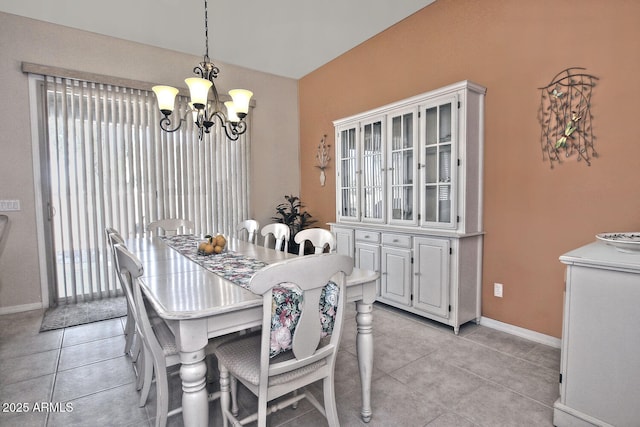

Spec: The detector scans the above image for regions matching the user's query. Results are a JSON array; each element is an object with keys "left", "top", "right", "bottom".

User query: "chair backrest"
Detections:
[
  {"left": 249, "top": 254, "right": 353, "bottom": 390},
  {"left": 294, "top": 228, "right": 336, "bottom": 256},
  {"left": 114, "top": 244, "right": 160, "bottom": 357},
  {"left": 147, "top": 219, "right": 194, "bottom": 236},
  {"left": 260, "top": 223, "right": 290, "bottom": 252},
  {"left": 0, "top": 214, "right": 8, "bottom": 245},
  {"left": 237, "top": 219, "right": 260, "bottom": 244},
  {"left": 105, "top": 229, "right": 136, "bottom": 312}
]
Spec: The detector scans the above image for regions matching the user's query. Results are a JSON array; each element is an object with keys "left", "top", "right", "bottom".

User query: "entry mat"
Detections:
[{"left": 40, "top": 296, "right": 127, "bottom": 332}]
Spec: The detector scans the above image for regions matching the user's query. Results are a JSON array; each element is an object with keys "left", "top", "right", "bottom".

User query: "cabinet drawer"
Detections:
[
  {"left": 355, "top": 230, "right": 380, "bottom": 243},
  {"left": 382, "top": 233, "right": 412, "bottom": 248}
]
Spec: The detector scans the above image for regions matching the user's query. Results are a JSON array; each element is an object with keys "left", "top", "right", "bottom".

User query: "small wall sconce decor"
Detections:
[
  {"left": 315, "top": 134, "right": 331, "bottom": 186},
  {"left": 538, "top": 67, "right": 599, "bottom": 168}
]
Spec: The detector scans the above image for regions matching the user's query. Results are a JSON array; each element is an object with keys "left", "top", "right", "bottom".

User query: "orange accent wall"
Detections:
[{"left": 299, "top": 0, "right": 640, "bottom": 338}]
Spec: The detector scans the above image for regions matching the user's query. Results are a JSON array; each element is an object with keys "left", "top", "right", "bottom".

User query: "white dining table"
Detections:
[{"left": 125, "top": 235, "right": 378, "bottom": 426}]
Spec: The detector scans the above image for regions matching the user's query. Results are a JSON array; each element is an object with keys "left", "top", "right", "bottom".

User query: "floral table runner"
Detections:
[{"left": 160, "top": 234, "right": 267, "bottom": 289}]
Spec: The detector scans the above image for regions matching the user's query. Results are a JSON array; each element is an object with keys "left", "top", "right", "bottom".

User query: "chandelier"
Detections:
[{"left": 152, "top": 0, "right": 253, "bottom": 141}]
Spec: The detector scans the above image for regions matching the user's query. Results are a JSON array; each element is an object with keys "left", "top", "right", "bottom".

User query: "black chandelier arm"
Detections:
[
  {"left": 159, "top": 114, "right": 185, "bottom": 133},
  {"left": 205, "top": 111, "right": 247, "bottom": 141}
]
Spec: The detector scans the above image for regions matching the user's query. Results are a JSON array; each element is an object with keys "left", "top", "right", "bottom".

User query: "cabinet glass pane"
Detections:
[
  {"left": 439, "top": 185, "right": 451, "bottom": 223},
  {"left": 390, "top": 111, "right": 414, "bottom": 222},
  {"left": 422, "top": 99, "right": 455, "bottom": 226},
  {"left": 341, "top": 189, "right": 357, "bottom": 217},
  {"left": 339, "top": 128, "right": 358, "bottom": 219},
  {"left": 392, "top": 116, "right": 402, "bottom": 150},
  {"left": 341, "top": 128, "right": 356, "bottom": 157},
  {"left": 425, "top": 107, "right": 437, "bottom": 145},
  {"left": 439, "top": 144, "right": 451, "bottom": 183},
  {"left": 424, "top": 186, "right": 437, "bottom": 222},
  {"left": 391, "top": 186, "right": 413, "bottom": 220},
  {"left": 439, "top": 103, "right": 452, "bottom": 142},
  {"left": 425, "top": 146, "right": 437, "bottom": 183},
  {"left": 402, "top": 113, "right": 413, "bottom": 148},
  {"left": 362, "top": 121, "right": 383, "bottom": 220}
]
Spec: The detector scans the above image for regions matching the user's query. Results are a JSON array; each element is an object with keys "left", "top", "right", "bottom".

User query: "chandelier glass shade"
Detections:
[{"left": 152, "top": 0, "right": 252, "bottom": 141}]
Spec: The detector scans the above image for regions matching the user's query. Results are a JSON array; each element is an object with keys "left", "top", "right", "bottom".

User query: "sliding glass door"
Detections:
[{"left": 35, "top": 75, "right": 251, "bottom": 304}]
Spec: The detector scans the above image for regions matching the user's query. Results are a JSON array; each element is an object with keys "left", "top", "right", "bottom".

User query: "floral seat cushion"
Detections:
[{"left": 270, "top": 281, "right": 339, "bottom": 358}]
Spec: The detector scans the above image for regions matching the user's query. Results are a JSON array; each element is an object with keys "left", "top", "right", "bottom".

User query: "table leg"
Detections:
[
  {"left": 356, "top": 300, "right": 374, "bottom": 423},
  {"left": 179, "top": 349, "right": 208, "bottom": 427}
]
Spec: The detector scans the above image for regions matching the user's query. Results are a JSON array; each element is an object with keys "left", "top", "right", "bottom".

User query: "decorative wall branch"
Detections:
[
  {"left": 315, "top": 134, "right": 331, "bottom": 186},
  {"left": 538, "top": 67, "right": 599, "bottom": 168}
]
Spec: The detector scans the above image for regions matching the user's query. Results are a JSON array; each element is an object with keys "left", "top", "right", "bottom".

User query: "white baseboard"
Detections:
[
  {"left": 480, "top": 316, "right": 561, "bottom": 348},
  {"left": 0, "top": 302, "right": 43, "bottom": 316}
]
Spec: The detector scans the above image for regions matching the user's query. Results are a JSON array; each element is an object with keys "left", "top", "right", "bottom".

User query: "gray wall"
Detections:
[{"left": 0, "top": 12, "right": 300, "bottom": 312}]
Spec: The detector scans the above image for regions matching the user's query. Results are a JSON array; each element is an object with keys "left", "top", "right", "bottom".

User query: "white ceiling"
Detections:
[{"left": 0, "top": 0, "right": 435, "bottom": 79}]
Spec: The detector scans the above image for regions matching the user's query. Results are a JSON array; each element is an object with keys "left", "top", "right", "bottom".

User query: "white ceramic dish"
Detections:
[{"left": 596, "top": 232, "right": 640, "bottom": 253}]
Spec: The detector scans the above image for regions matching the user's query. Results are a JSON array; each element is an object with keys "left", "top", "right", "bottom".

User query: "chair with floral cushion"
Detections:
[{"left": 214, "top": 253, "right": 353, "bottom": 427}]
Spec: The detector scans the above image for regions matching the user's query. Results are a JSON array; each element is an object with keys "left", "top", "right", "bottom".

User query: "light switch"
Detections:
[{"left": 0, "top": 199, "right": 21, "bottom": 211}]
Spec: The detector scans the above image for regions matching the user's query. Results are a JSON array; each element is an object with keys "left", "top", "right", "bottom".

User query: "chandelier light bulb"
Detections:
[
  {"left": 224, "top": 101, "right": 240, "bottom": 122},
  {"left": 228, "top": 89, "right": 253, "bottom": 117},
  {"left": 152, "top": 86, "right": 179, "bottom": 115},
  {"left": 185, "top": 77, "right": 212, "bottom": 109}
]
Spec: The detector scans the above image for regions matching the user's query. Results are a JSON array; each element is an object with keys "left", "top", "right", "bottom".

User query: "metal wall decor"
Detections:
[
  {"left": 538, "top": 67, "right": 599, "bottom": 168},
  {"left": 315, "top": 134, "right": 331, "bottom": 186}
]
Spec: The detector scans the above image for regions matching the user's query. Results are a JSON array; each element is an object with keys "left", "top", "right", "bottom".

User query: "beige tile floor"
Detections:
[{"left": 0, "top": 303, "right": 560, "bottom": 426}]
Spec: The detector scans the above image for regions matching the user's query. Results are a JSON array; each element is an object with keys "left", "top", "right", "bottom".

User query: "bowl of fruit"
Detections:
[{"left": 197, "top": 234, "right": 227, "bottom": 255}]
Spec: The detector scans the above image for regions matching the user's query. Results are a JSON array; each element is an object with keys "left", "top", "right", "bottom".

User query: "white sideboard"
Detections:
[{"left": 554, "top": 241, "right": 640, "bottom": 426}]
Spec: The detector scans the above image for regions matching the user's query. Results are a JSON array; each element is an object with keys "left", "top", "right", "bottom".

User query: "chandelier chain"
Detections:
[{"left": 204, "top": 0, "right": 209, "bottom": 61}]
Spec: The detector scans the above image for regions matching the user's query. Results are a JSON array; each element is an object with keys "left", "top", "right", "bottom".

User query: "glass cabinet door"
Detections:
[
  {"left": 361, "top": 118, "right": 384, "bottom": 222},
  {"left": 421, "top": 96, "right": 457, "bottom": 228},
  {"left": 337, "top": 126, "right": 359, "bottom": 221},
  {"left": 387, "top": 108, "right": 417, "bottom": 224}
]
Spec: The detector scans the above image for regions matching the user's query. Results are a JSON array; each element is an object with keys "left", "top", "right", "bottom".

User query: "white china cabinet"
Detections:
[
  {"left": 331, "top": 81, "right": 486, "bottom": 334},
  {"left": 554, "top": 241, "right": 640, "bottom": 427}
]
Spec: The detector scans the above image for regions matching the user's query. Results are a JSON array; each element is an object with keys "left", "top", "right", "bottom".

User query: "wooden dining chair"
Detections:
[
  {"left": 237, "top": 219, "right": 260, "bottom": 244},
  {"left": 114, "top": 244, "right": 238, "bottom": 427},
  {"left": 147, "top": 218, "right": 194, "bottom": 236},
  {"left": 260, "top": 223, "right": 290, "bottom": 252},
  {"left": 215, "top": 253, "right": 354, "bottom": 427},
  {"left": 294, "top": 228, "right": 336, "bottom": 256}
]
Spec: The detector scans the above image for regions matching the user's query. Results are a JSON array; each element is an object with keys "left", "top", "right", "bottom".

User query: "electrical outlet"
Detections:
[{"left": 494, "top": 283, "right": 503, "bottom": 298}]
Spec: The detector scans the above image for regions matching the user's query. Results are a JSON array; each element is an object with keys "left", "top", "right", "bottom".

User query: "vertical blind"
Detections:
[{"left": 42, "top": 75, "right": 251, "bottom": 303}]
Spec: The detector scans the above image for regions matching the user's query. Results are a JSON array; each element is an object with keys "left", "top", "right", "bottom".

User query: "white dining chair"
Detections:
[
  {"left": 0, "top": 215, "right": 8, "bottom": 258},
  {"left": 147, "top": 218, "right": 194, "bottom": 236},
  {"left": 214, "top": 253, "right": 353, "bottom": 427},
  {"left": 0, "top": 214, "right": 8, "bottom": 245},
  {"left": 294, "top": 228, "right": 336, "bottom": 256},
  {"left": 237, "top": 219, "right": 260, "bottom": 244},
  {"left": 105, "top": 227, "right": 138, "bottom": 360},
  {"left": 260, "top": 223, "right": 290, "bottom": 252},
  {"left": 114, "top": 244, "right": 239, "bottom": 427}
]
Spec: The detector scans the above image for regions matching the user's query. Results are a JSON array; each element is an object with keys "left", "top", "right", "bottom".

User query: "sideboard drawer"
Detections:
[
  {"left": 382, "top": 233, "right": 412, "bottom": 248},
  {"left": 355, "top": 230, "right": 381, "bottom": 244}
]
